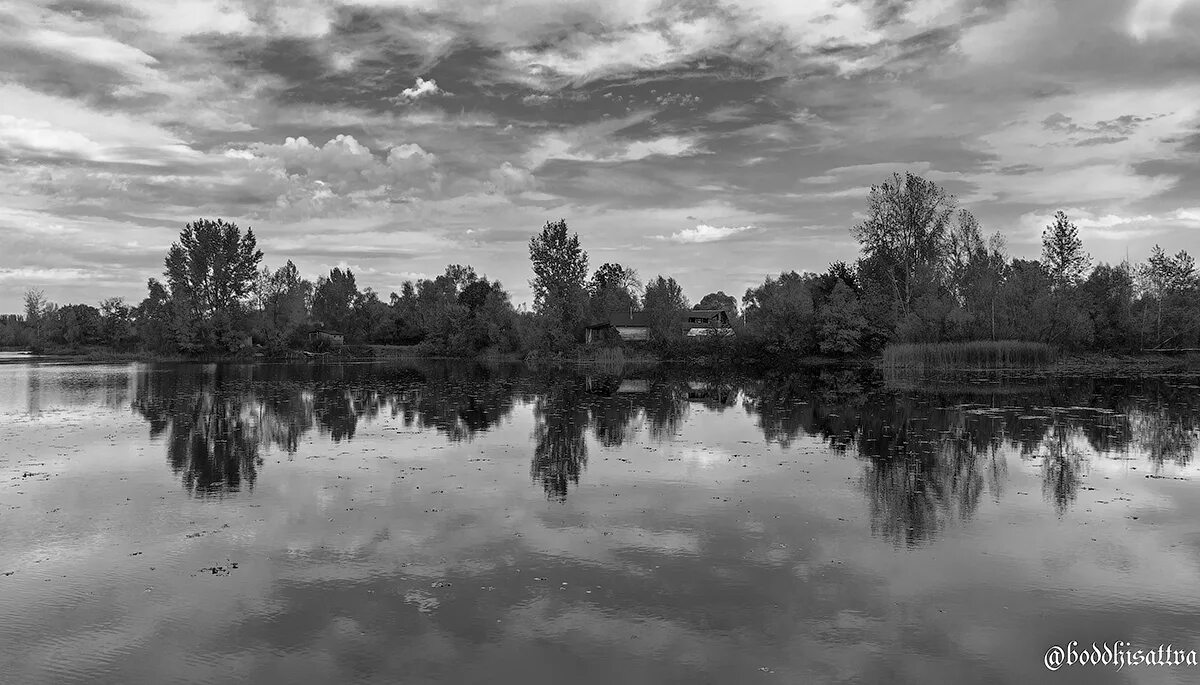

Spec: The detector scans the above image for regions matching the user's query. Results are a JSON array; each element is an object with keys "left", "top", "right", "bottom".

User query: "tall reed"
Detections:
[{"left": 880, "top": 340, "right": 1056, "bottom": 372}]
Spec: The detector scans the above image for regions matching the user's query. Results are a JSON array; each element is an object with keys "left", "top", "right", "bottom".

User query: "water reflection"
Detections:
[
  {"left": 122, "top": 361, "right": 1200, "bottom": 533},
  {"left": 531, "top": 375, "right": 589, "bottom": 501},
  {"left": 133, "top": 365, "right": 268, "bottom": 495}
]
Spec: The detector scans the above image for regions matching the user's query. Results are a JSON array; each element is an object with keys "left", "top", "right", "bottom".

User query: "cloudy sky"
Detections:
[{"left": 2, "top": 0, "right": 1200, "bottom": 311}]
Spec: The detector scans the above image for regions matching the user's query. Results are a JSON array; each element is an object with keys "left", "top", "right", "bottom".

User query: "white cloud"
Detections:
[
  {"left": 398, "top": 77, "right": 443, "bottom": 101},
  {"left": 661, "top": 223, "right": 755, "bottom": 244},
  {"left": 243, "top": 135, "right": 437, "bottom": 192},
  {"left": 220, "top": 134, "right": 442, "bottom": 219},
  {"left": 1013, "top": 206, "right": 1200, "bottom": 248},
  {"left": 0, "top": 115, "right": 105, "bottom": 161},
  {"left": 502, "top": 17, "right": 727, "bottom": 88},
  {"left": 525, "top": 117, "right": 704, "bottom": 167},
  {"left": 0, "top": 84, "right": 202, "bottom": 165}
]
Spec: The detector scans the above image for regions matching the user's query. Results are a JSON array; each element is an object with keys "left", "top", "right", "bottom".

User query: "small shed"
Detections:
[
  {"left": 585, "top": 311, "right": 652, "bottom": 344},
  {"left": 308, "top": 329, "right": 345, "bottom": 346}
]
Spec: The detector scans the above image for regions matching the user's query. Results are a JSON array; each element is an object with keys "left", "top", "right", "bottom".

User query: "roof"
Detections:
[
  {"left": 586, "top": 311, "right": 652, "bottom": 328},
  {"left": 685, "top": 309, "right": 732, "bottom": 325}
]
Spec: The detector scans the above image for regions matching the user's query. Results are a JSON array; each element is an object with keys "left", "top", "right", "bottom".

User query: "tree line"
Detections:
[{"left": 3, "top": 172, "right": 1197, "bottom": 359}]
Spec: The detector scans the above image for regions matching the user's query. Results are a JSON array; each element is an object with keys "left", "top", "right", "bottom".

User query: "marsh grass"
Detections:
[{"left": 881, "top": 340, "right": 1057, "bottom": 372}]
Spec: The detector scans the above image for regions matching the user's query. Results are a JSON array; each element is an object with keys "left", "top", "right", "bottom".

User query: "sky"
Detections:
[{"left": 2, "top": 0, "right": 1200, "bottom": 312}]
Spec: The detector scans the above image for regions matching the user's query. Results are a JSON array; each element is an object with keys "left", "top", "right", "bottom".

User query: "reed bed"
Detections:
[{"left": 880, "top": 340, "right": 1057, "bottom": 372}]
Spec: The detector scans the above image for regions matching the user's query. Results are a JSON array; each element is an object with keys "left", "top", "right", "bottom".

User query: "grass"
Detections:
[{"left": 880, "top": 340, "right": 1057, "bottom": 372}]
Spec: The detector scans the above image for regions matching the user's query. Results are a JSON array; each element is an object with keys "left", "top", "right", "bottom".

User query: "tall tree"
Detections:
[
  {"left": 164, "top": 218, "right": 263, "bottom": 320},
  {"left": 1041, "top": 211, "right": 1090, "bottom": 289},
  {"left": 23, "top": 289, "right": 49, "bottom": 346},
  {"left": 852, "top": 172, "right": 957, "bottom": 319},
  {"left": 529, "top": 219, "right": 588, "bottom": 343}
]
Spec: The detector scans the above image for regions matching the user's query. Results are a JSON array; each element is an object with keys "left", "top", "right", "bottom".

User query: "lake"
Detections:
[{"left": 1, "top": 359, "right": 1199, "bottom": 684}]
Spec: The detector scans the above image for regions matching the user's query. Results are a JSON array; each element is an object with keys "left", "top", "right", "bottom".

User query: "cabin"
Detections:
[
  {"left": 584, "top": 311, "right": 651, "bottom": 344},
  {"left": 684, "top": 309, "right": 735, "bottom": 337},
  {"left": 307, "top": 329, "right": 345, "bottom": 346}
]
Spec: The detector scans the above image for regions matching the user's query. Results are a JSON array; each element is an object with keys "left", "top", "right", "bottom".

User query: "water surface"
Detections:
[{"left": 2, "top": 360, "right": 1199, "bottom": 684}]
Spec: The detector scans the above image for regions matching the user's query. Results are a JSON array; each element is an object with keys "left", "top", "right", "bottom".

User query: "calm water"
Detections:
[{"left": 2, "top": 359, "right": 1199, "bottom": 684}]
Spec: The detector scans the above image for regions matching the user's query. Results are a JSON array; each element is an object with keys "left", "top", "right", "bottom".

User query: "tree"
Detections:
[
  {"left": 23, "top": 289, "right": 49, "bottom": 347},
  {"left": 946, "top": 210, "right": 985, "bottom": 301},
  {"left": 410, "top": 266, "right": 520, "bottom": 354},
  {"left": 53, "top": 304, "right": 102, "bottom": 347},
  {"left": 852, "top": 172, "right": 957, "bottom": 320},
  {"left": 817, "top": 281, "right": 867, "bottom": 354},
  {"left": 1041, "top": 211, "right": 1090, "bottom": 289},
  {"left": 643, "top": 275, "right": 688, "bottom": 341},
  {"left": 135, "top": 278, "right": 174, "bottom": 352},
  {"left": 996, "top": 259, "right": 1056, "bottom": 343},
  {"left": 1082, "top": 263, "right": 1135, "bottom": 351},
  {"left": 1137, "top": 246, "right": 1199, "bottom": 348},
  {"left": 588, "top": 263, "right": 640, "bottom": 320},
  {"left": 695, "top": 291, "right": 738, "bottom": 317},
  {"left": 350, "top": 288, "right": 392, "bottom": 343},
  {"left": 100, "top": 297, "right": 136, "bottom": 350},
  {"left": 165, "top": 219, "right": 263, "bottom": 320},
  {"left": 255, "top": 261, "right": 312, "bottom": 346},
  {"left": 162, "top": 218, "right": 262, "bottom": 352},
  {"left": 312, "top": 268, "right": 359, "bottom": 334},
  {"left": 529, "top": 219, "right": 588, "bottom": 346},
  {"left": 742, "top": 271, "right": 817, "bottom": 356}
]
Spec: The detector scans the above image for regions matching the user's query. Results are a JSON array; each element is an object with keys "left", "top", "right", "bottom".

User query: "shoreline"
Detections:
[{"left": 10, "top": 346, "right": 1200, "bottom": 376}]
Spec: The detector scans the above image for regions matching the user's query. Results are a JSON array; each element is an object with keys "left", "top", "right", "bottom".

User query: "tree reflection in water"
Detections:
[
  {"left": 530, "top": 374, "right": 590, "bottom": 501},
  {"left": 133, "top": 364, "right": 267, "bottom": 495},
  {"left": 130, "top": 361, "right": 1200, "bottom": 534}
]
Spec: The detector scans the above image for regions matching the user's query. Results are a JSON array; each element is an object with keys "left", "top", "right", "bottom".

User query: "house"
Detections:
[
  {"left": 584, "top": 311, "right": 651, "bottom": 343},
  {"left": 308, "top": 329, "right": 345, "bottom": 346},
  {"left": 585, "top": 309, "right": 735, "bottom": 343},
  {"left": 683, "top": 309, "right": 735, "bottom": 337}
]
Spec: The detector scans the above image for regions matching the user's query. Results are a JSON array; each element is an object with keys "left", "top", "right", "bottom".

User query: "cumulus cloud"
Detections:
[
  {"left": 243, "top": 135, "right": 436, "bottom": 189},
  {"left": 661, "top": 224, "right": 755, "bottom": 244},
  {"left": 397, "top": 77, "right": 444, "bottom": 101},
  {"left": 225, "top": 134, "right": 440, "bottom": 218}
]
